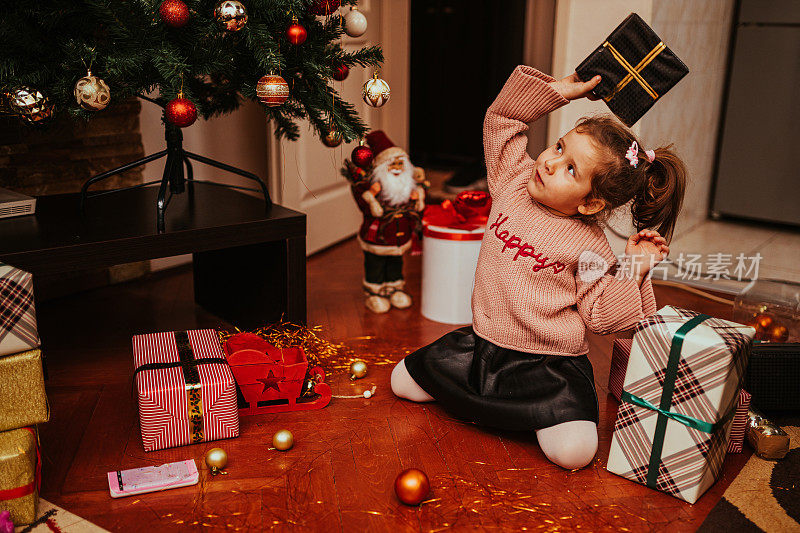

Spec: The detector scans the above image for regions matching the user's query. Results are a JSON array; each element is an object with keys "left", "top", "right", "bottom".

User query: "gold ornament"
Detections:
[
  {"left": 322, "top": 126, "right": 343, "bottom": 147},
  {"left": 362, "top": 72, "right": 390, "bottom": 107},
  {"left": 74, "top": 70, "right": 111, "bottom": 111},
  {"left": 9, "top": 87, "right": 54, "bottom": 125},
  {"left": 204, "top": 447, "right": 228, "bottom": 475},
  {"left": 272, "top": 429, "right": 294, "bottom": 451},
  {"left": 256, "top": 74, "right": 289, "bottom": 107},
  {"left": 349, "top": 360, "right": 367, "bottom": 380},
  {"left": 214, "top": 0, "right": 248, "bottom": 31}
]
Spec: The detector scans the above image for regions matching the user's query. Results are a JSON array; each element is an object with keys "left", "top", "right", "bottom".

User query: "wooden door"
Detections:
[{"left": 268, "top": 0, "right": 410, "bottom": 254}]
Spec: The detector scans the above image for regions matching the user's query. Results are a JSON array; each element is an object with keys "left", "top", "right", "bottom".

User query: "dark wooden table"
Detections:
[{"left": 0, "top": 186, "right": 306, "bottom": 328}]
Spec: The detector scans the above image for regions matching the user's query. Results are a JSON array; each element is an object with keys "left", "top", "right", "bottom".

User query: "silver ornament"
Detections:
[
  {"left": 214, "top": 0, "right": 248, "bottom": 32},
  {"left": 343, "top": 6, "right": 367, "bottom": 37}
]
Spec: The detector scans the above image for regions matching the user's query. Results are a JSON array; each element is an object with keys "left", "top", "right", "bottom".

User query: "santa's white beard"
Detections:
[{"left": 373, "top": 159, "right": 415, "bottom": 206}]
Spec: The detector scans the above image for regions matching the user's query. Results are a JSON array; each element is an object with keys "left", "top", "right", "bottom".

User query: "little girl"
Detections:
[{"left": 391, "top": 66, "right": 686, "bottom": 470}]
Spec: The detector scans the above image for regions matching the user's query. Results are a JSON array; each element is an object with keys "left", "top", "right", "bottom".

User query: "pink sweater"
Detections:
[{"left": 471, "top": 65, "right": 657, "bottom": 356}]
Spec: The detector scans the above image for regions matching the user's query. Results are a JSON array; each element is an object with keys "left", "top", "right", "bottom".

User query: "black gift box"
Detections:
[
  {"left": 576, "top": 13, "right": 689, "bottom": 126},
  {"left": 745, "top": 342, "right": 800, "bottom": 412}
]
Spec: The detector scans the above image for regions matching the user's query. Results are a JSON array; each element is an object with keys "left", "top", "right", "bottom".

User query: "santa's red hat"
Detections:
[{"left": 365, "top": 130, "right": 407, "bottom": 167}]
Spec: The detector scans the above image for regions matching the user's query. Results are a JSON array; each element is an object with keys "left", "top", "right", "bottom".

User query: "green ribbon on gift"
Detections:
[
  {"left": 621, "top": 391, "right": 729, "bottom": 435},
  {"left": 621, "top": 313, "right": 737, "bottom": 489}
]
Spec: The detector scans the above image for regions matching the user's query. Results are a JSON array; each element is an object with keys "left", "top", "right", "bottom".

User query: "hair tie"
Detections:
[
  {"left": 625, "top": 141, "right": 640, "bottom": 168},
  {"left": 625, "top": 142, "right": 656, "bottom": 168}
]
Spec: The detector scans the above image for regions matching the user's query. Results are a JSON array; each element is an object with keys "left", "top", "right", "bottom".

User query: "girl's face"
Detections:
[{"left": 527, "top": 128, "right": 605, "bottom": 216}]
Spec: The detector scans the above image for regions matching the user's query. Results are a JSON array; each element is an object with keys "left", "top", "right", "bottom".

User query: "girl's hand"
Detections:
[
  {"left": 626, "top": 229, "right": 669, "bottom": 261},
  {"left": 625, "top": 230, "right": 670, "bottom": 284},
  {"left": 549, "top": 73, "right": 602, "bottom": 101}
]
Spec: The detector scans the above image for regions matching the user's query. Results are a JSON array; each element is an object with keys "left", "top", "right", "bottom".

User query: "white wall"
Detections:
[
  {"left": 139, "top": 96, "right": 271, "bottom": 270},
  {"left": 548, "top": 0, "right": 652, "bottom": 143},
  {"left": 640, "top": 0, "right": 735, "bottom": 237},
  {"left": 548, "top": 0, "right": 734, "bottom": 239}
]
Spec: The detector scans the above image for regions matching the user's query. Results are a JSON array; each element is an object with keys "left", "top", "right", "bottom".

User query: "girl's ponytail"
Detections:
[{"left": 630, "top": 145, "right": 686, "bottom": 243}]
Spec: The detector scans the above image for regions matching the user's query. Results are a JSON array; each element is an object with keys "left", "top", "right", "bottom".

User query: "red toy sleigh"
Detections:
[{"left": 223, "top": 332, "right": 332, "bottom": 415}]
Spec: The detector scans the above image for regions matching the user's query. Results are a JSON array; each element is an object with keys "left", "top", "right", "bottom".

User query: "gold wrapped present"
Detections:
[
  {"left": 0, "top": 427, "right": 39, "bottom": 524},
  {"left": 0, "top": 348, "right": 49, "bottom": 432}
]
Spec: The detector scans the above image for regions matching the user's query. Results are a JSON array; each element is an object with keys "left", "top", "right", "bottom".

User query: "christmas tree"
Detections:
[{"left": 0, "top": 0, "right": 383, "bottom": 142}]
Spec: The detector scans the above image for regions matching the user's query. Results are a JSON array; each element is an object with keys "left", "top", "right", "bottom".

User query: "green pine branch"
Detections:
[{"left": 0, "top": 0, "right": 383, "bottom": 141}]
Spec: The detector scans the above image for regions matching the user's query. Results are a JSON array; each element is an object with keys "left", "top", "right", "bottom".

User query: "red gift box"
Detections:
[
  {"left": 608, "top": 337, "right": 751, "bottom": 454},
  {"left": 223, "top": 333, "right": 331, "bottom": 416},
  {"left": 133, "top": 329, "right": 239, "bottom": 452}
]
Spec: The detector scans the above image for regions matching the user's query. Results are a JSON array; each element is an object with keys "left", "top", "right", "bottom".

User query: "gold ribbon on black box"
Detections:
[
  {"left": 575, "top": 13, "right": 689, "bottom": 126},
  {"left": 134, "top": 331, "right": 227, "bottom": 444},
  {"left": 602, "top": 40, "right": 666, "bottom": 102}
]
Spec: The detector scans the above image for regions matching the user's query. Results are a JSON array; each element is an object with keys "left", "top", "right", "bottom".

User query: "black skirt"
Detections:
[{"left": 403, "top": 326, "right": 599, "bottom": 431}]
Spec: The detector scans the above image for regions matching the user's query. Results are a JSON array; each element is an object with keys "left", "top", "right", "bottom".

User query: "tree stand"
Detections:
[{"left": 80, "top": 122, "right": 272, "bottom": 233}]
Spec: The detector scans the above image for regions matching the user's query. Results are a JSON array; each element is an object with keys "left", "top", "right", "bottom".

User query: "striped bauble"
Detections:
[{"left": 256, "top": 74, "right": 289, "bottom": 107}]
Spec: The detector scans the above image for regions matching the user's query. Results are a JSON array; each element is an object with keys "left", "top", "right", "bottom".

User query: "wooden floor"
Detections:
[{"left": 35, "top": 237, "right": 749, "bottom": 532}]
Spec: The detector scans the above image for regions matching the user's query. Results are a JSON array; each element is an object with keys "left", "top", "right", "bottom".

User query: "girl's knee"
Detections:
[
  {"left": 391, "top": 359, "right": 434, "bottom": 402},
  {"left": 536, "top": 421, "right": 598, "bottom": 470},
  {"left": 390, "top": 361, "right": 407, "bottom": 396}
]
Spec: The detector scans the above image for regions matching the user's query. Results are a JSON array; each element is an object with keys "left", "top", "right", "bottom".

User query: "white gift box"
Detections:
[{"left": 421, "top": 225, "right": 485, "bottom": 324}]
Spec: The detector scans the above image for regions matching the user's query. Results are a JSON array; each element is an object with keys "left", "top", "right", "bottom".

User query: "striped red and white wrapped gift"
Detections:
[
  {"left": 0, "top": 263, "right": 40, "bottom": 357},
  {"left": 133, "top": 329, "right": 239, "bottom": 452},
  {"left": 608, "top": 338, "right": 752, "bottom": 454},
  {"left": 727, "top": 389, "right": 751, "bottom": 453},
  {"left": 607, "top": 306, "right": 755, "bottom": 504}
]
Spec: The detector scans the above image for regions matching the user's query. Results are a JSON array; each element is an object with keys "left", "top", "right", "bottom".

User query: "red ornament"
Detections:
[
  {"left": 310, "top": 0, "right": 340, "bottom": 16},
  {"left": 351, "top": 145, "right": 374, "bottom": 168},
  {"left": 394, "top": 468, "right": 430, "bottom": 505},
  {"left": 287, "top": 17, "right": 307, "bottom": 45},
  {"left": 332, "top": 63, "right": 349, "bottom": 81},
  {"left": 165, "top": 96, "right": 197, "bottom": 128},
  {"left": 159, "top": 0, "right": 190, "bottom": 28},
  {"left": 256, "top": 74, "right": 290, "bottom": 107}
]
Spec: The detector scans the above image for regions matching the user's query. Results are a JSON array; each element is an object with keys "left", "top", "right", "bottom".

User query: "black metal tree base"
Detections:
[{"left": 80, "top": 123, "right": 272, "bottom": 233}]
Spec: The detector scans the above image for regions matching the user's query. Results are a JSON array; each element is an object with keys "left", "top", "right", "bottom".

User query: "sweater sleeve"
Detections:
[
  {"left": 574, "top": 233, "right": 659, "bottom": 335},
  {"left": 483, "top": 66, "right": 568, "bottom": 197}
]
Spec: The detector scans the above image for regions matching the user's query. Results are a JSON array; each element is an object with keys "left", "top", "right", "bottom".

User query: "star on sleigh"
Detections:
[{"left": 222, "top": 332, "right": 332, "bottom": 416}]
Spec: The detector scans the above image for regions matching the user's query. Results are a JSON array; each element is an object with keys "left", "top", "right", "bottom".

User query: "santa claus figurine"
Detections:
[{"left": 343, "top": 130, "right": 426, "bottom": 313}]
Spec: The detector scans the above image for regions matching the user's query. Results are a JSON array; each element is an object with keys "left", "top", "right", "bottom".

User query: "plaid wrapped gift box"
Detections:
[
  {"left": 133, "top": 329, "right": 239, "bottom": 452},
  {"left": 576, "top": 13, "right": 689, "bottom": 126},
  {"left": 608, "top": 338, "right": 751, "bottom": 453},
  {"left": 607, "top": 306, "right": 755, "bottom": 504},
  {"left": 0, "top": 427, "right": 40, "bottom": 524},
  {"left": 0, "top": 263, "right": 40, "bottom": 358}
]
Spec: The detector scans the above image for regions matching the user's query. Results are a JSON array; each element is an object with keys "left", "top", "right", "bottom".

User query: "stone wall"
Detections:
[
  {"left": 0, "top": 98, "right": 144, "bottom": 195},
  {"left": 0, "top": 97, "right": 149, "bottom": 299}
]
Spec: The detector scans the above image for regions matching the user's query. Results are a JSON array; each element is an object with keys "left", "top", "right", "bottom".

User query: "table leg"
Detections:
[
  {"left": 286, "top": 236, "right": 307, "bottom": 324},
  {"left": 193, "top": 239, "right": 306, "bottom": 329}
]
